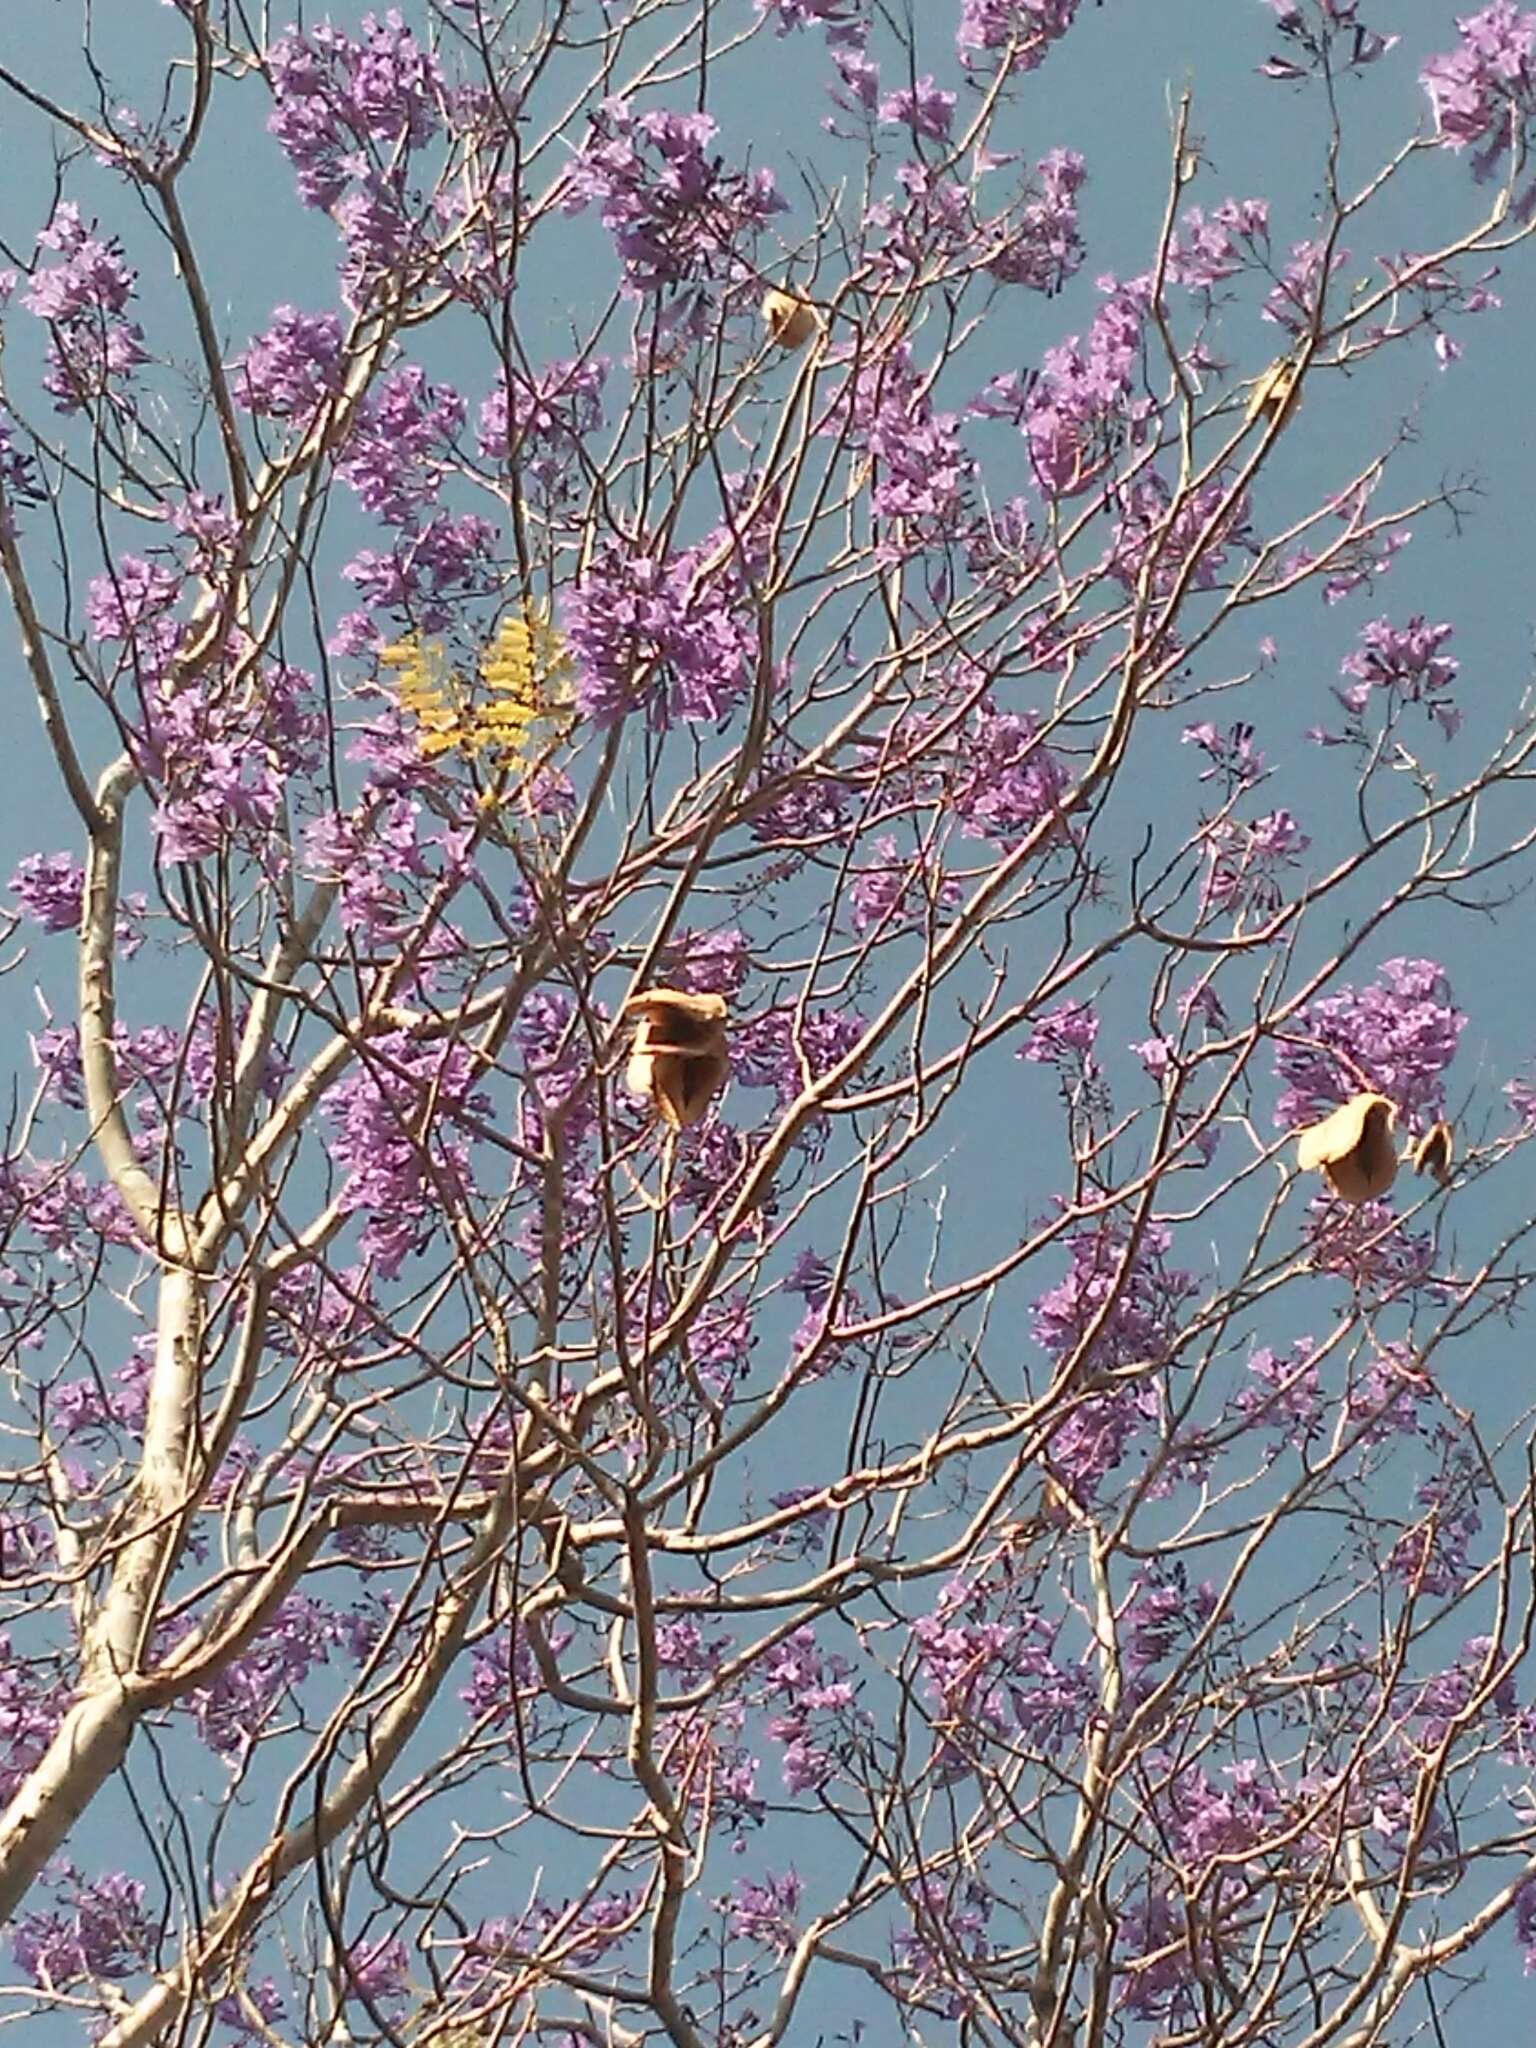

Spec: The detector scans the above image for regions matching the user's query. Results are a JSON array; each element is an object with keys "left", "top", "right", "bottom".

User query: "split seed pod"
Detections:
[
  {"left": 1245, "top": 356, "right": 1302, "bottom": 431},
  {"left": 624, "top": 988, "right": 730, "bottom": 1130},
  {"left": 1295, "top": 1091, "right": 1399, "bottom": 1205},
  {"left": 762, "top": 287, "right": 821, "bottom": 352},
  {"left": 1409, "top": 1119, "right": 1455, "bottom": 1186}
]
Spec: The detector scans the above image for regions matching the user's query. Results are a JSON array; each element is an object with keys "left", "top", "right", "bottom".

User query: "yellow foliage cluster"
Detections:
[{"left": 382, "top": 610, "right": 573, "bottom": 768}]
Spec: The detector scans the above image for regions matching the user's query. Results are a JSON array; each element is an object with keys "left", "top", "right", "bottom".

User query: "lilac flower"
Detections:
[
  {"left": 563, "top": 99, "right": 785, "bottom": 295},
  {"left": 477, "top": 355, "right": 609, "bottom": 486},
  {"left": 563, "top": 537, "right": 758, "bottom": 727},
  {"left": 344, "top": 510, "right": 498, "bottom": 629},
  {"left": 234, "top": 306, "right": 344, "bottom": 420},
  {"left": 1275, "top": 958, "right": 1466, "bottom": 1131},
  {"left": 13, "top": 1869, "right": 155, "bottom": 1986},
  {"left": 728, "top": 1870, "right": 803, "bottom": 1956},
  {"left": 688, "top": 1290, "right": 757, "bottom": 1395},
  {"left": 655, "top": 1613, "right": 734, "bottom": 1684},
  {"left": 1124, "top": 1570, "right": 1216, "bottom": 1674},
  {"left": 1019, "top": 1000, "right": 1100, "bottom": 1073},
  {"left": 877, "top": 77, "right": 956, "bottom": 142},
  {"left": 268, "top": 13, "right": 445, "bottom": 212},
  {"left": 659, "top": 927, "right": 751, "bottom": 998},
  {"left": 1337, "top": 613, "right": 1461, "bottom": 738},
  {"left": 1201, "top": 807, "right": 1311, "bottom": 920},
  {"left": 1422, "top": 4, "right": 1536, "bottom": 186},
  {"left": 9, "top": 853, "right": 84, "bottom": 933},
  {"left": 958, "top": 0, "right": 1080, "bottom": 75},
  {"left": 1166, "top": 197, "right": 1270, "bottom": 290},
  {"left": 850, "top": 836, "right": 960, "bottom": 934},
  {"left": 985, "top": 149, "right": 1087, "bottom": 293},
  {"left": 1183, "top": 719, "right": 1267, "bottom": 790},
  {"left": 188, "top": 1595, "right": 341, "bottom": 1759},
  {"left": 1237, "top": 1339, "right": 1324, "bottom": 1441},
  {"left": 914, "top": 1579, "right": 1093, "bottom": 1772},
  {"left": 1024, "top": 275, "right": 1151, "bottom": 498},
  {"left": 734, "top": 1006, "right": 866, "bottom": 1112},
  {"left": 346, "top": 1936, "right": 411, "bottom": 2007},
  {"left": 0, "top": 1645, "right": 68, "bottom": 1803},
  {"left": 324, "top": 1034, "right": 488, "bottom": 1279},
  {"left": 1389, "top": 1472, "right": 1484, "bottom": 1595},
  {"left": 1262, "top": 237, "right": 1348, "bottom": 334},
  {"left": 820, "top": 342, "right": 973, "bottom": 540},
  {"left": 758, "top": 1626, "right": 858, "bottom": 1791},
  {"left": 22, "top": 202, "right": 147, "bottom": 414},
  {"left": 893, "top": 1878, "right": 992, "bottom": 2022},
  {"left": 337, "top": 365, "right": 465, "bottom": 525},
  {"left": 1110, "top": 470, "right": 1255, "bottom": 596},
  {"left": 951, "top": 703, "right": 1071, "bottom": 844}
]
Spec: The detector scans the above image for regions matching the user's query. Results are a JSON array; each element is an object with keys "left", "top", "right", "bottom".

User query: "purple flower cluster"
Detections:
[
  {"left": 22, "top": 202, "right": 147, "bottom": 414},
  {"left": 9, "top": 852, "right": 84, "bottom": 933},
  {"left": 893, "top": 1878, "right": 992, "bottom": 2022},
  {"left": 344, "top": 510, "right": 498, "bottom": 628},
  {"left": 877, "top": 77, "right": 956, "bottom": 142},
  {"left": 958, "top": 0, "right": 1081, "bottom": 75},
  {"left": 234, "top": 305, "right": 344, "bottom": 421},
  {"left": 477, "top": 355, "right": 609, "bottom": 491},
  {"left": 269, "top": 13, "right": 444, "bottom": 210},
  {"left": 1201, "top": 807, "right": 1311, "bottom": 921},
  {"left": 12, "top": 1868, "right": 154, "bottom": 1987},
  {"left": 133, "top": 664, "right": 322, "bottom": 867},
  {"left": 1336, "top": 613, "right": 1461, "bottom": 739},
  {"left": 914, "top": 1577, "right": 1092, "bottom": 1774},
  {"left": 1110, "top": 469, "right": 1254, "bottom": 596},
  {"left": 563, "top": 536, "right": 759, "bottom": 727},
  {"left": 563, "top": 98, "right": 785, "bottom": 295},
  {"left": 759, "top": 1626, "right": 857, "bottom": 1791},
  {"left": 1166, "top": 197, "right": 1270, "bottom": 291},
  {"left": 1019, "top": 999, "right": 1100, "bottom": 1074},
  {"left": 187, "top": 1594, "right": 342, "bottom": 1759},
  {"left": 734, "top": 1005, "right": 867, "bottom": 1112},
  {"left": 658, "top": 927, "right": 751, "bottom": 999},
  {"left": 337, "top": 364, "right": 465, "bottom": 524},
  {"left": 1262, "top": 237, "right": 1348, "bottom": 335},
  {"left": 728, "top": 1869, "right": 803, "bottom": 1956},
  {"left": 1422, "top": 4, "right": 1536, "bottom": 187},
  {"left": 0, "top": 1644, "right": 67, "bottom": 1804},
  {"left": 951, "top": 701, "right": 1071, "bottom": 844},
  {"left": 1024, "top": 275, "right": 1151, "bottom": 498},
  {"left": 850, "top": 836, "right": 960, "bottom": 934},
  {"left": 325, "top": 1034, "right": 488, "bottom": 1278},
  {"left": 1274, "top": 957, "right": 1465, "bottom": 1131},
  {"left": 821, "top": 343, "right": 972, "bottom": 540}
]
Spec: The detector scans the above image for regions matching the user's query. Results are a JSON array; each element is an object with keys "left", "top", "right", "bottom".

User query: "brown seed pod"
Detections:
[
  {"left": 1409, "top": 1119, "right": 1455, "bottom": 1186},
  {"left": 1245, "top": 356, "right": 1302, "bottom": 431},
  {"left": 761, "top": 287, "right": 822, "bottom": 352},
  {"left": 624, "top": 988, "right": 730, "bottom": 1130},
  {"left": 1295, "top": 1091, "right": 1399, "bottom": 1205}
]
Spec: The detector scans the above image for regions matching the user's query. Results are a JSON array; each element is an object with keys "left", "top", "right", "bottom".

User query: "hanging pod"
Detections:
[
  {"left": 762, "top": 287, "right": 822, "bottom": 352},
  {"left": 1409, "top": 1119, "right": 1455, "bottom": 1186},
  {"left": 1246, "top": 356, "right": 1302, "bottom": 431},
  {"left": 1295, "top": 1091, "right": 1399, "bottom": 1205},
  {"left": 624, "top": 988, "right": 730, "bottom": 1129}
]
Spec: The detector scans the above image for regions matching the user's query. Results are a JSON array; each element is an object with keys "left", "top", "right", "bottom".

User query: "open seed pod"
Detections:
[
  {"left": 1409, "top": 1119, "right": 1454, "bottom": 1186},
  {"left": 624, "top": 988, "right": 730, "bottom": 1130},
  {"left": 1295, "top": 1091, "right": 1399, "bottom": 1205},
  {"left": 762, "top": 287, "right": 822, "bottom": 352},
  {"left": 1245, "top": 355, "right": 1302, "bottom": 431}
]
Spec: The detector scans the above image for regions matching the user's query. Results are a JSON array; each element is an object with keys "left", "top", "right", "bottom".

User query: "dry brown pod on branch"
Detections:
[
  {"left": 1295, "top": 1091, "right": 1399, "bottom": 1205},
  {"left": 761, "top": 287, "right": 822, "bottom": 351},
  {"left": 624, "top": 988, "right": 730, "bottom": 1129},
  {"left": 1409, "top": 1119, "right": 1455, "bottom": 1186},
  {"left": 1245, "top": 356, "right": 1302, "bottom": 431}
]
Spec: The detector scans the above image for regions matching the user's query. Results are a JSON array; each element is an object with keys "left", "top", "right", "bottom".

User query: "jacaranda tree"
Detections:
[{"left": 4, "top": 2, "right": 1536, "bottom": 2041}]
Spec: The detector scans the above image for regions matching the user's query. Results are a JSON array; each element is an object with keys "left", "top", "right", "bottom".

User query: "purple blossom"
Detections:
[
  {"left": 758, "top": 1626, "right": 858, "bottom": 1791},
  {"left": 850, "top": 835, "right": 960, "bottom": 934},
  {"left": 563, "top": 537, "right": 759, "bottom": 728},
  {"left": 268, "top": 13, "right": 445, "bottom": 212},
  {"left": 563, "top": 99, "right": 785, "bottom": 295},
  {"left": 234, "top": 306, "right": 344, "bottom": 420},
  {"left": 22, "top": 202, "right": 147, "bottom": 414},
  {"left": 877, "top": 77, "right": 956, "bottom": 142},
  {"left": 187, "top": 1595, "right": 341, "bottom": 1759},
  {"left": 1275, "top": 957, "right": 1466, "bottom": 1131},
  {"left": 1025, "top": 275, "right": 1151, "bottom": 498},
  {"left": 728, "top": 1870, "right": 803, "bottom": 1955},
  {"left": 477, "top": 355, "right": 609, "bottom": 486},
  {"left": 9, "top": 852, "right": 84, "bottom": 933},
  {"left": 1237, "top": 1339, "right": 1324, "bottom": 1441},
  {"left": 1422, "top": 4, "right": 1536, "bottom": 187},
  {"left": 1019, "top": 1000, "right": 1100, "bottom": 1072},
  {"left": 13, "top": 1869, "right": 155, "bottom": 1986},
  {"left": 325, "top": 1034, "right": 489, "bottom": 1278},
  {"left": 1201, "top": 807, "right": 1311, "bottom": 920},
  {"left": 951, "top": 703, "right": 1071, "bottom": 844},
  {"left": 337, "top": 364, "right": 465, "bottom": 525},
  {"left": 344, "top": 510, "right": 498, "bottom": 628},
  {"left": 0, "top": 1645, "right": 67, "bottom": 1804},
  {"left": 958, "top": 0, "right": 1081, "bottom": 75},
  {"left": 1183, "top": 718, "right": 1267, "bottom": 790},
  {"left": 659, "top": 927, "right": 751, "bottom": 998},
  {"left": 734, "top": 1005, "right": 866, "bottom": 1112},
  {"left": 1262, "top": 237, "right": 1348, "bottom": 334},
  {"left": 1337, "top": 613, "right": 1461, "bottom": 738},
  {"left": 1166, "top": 197, "right": 1270, "bottom": 290},
  {"left": 986, "top": 148, "right": 1088, "bottom": 293}
]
